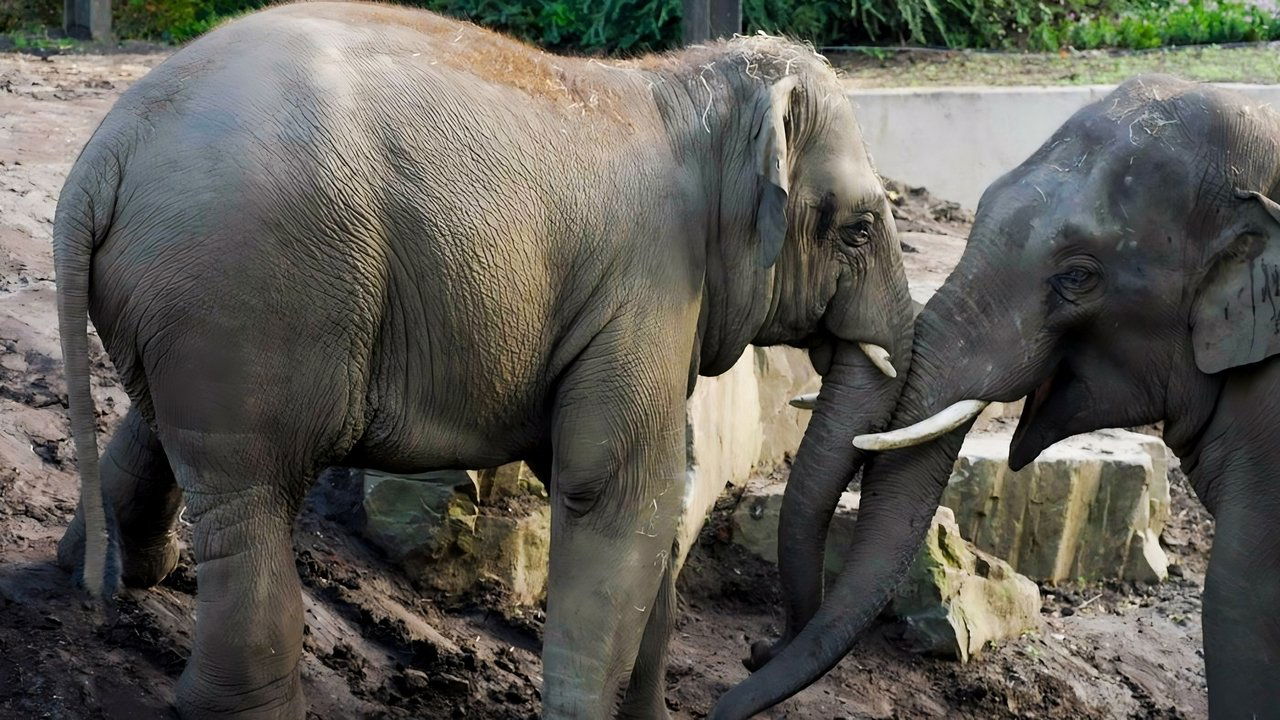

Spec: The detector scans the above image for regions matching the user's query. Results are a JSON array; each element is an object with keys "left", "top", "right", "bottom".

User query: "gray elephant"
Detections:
[
  {"left": 53, "top": 3, "right": 913, "bottom": 718},
  {"left": 714, "top": 74, "right": 1280, "bottom": 719}
]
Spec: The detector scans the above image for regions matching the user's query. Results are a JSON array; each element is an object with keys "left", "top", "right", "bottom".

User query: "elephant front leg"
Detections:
[
  {"left": 1201, "top": 476, "right": 1280, "bottom": 718},
  {"left": 541, "top": 336, "right": 688, "bottom": 719},
  {"left": 617, "top": 557, "right": 678, "bottom": 720}
]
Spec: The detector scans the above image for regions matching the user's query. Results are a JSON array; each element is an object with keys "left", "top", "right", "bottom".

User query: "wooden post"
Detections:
[
  {"left": 682, "top": 0, "right": 710, "bottom": 44},
  {"left": 65, "top": 0, "right": 111, "bottom": 41},
  {"left": 709, "top": 0, "right": 741, "bottom": 39},
  {"left": 683, "top": 0, "right": 740, "bottom": 43}
]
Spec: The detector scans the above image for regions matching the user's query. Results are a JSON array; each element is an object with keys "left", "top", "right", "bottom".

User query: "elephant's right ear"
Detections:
[
  {"left": 751, "top": 75, "right": 798, "bottom": 269},
  {"left": 1191, "top": 189, "right": 1280, "bottom": 374}
]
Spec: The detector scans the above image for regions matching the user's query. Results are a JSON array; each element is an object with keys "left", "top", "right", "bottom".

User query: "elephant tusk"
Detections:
[
  {"left": 789, "top": 344, "right": 895, "bottom": 410},
  {"left": 789, "top": 392, "right": 819, "bottom": 410},
  {"left": 853, "top": 399, "right": 989, "bottom": 451},
  {"left": 858, "top": 342, "right": 897, "bottom": 379}
]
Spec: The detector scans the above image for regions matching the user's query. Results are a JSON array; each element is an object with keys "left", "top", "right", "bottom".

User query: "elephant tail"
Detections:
[{"left": 53, "top": 148, "right": 119, "bottom": 600}]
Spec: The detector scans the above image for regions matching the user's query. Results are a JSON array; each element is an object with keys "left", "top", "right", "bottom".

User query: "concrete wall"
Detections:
[
  {"left": 849, "top": 83, "right": 1280, "bottom": 209},
  {"left": 676, "top": 346, "right": 818, "bottom": 566}
]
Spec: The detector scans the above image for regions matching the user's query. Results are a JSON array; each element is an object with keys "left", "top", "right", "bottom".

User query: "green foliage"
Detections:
[
  {"left": 2, "top": 0, "right": 1278, "bottom": 53},
  {"left": 416, "top": 0, "right": 680, "bottom": 54},
  {"left": 743, "top": 0, "right": 856, "bottom": 46},
  {"left": 113, "top": 0, "right": 267, "bottom": 42},
  {"left": 10, "top": 30, "right": 77, "bottom": 51},
  {"left": 0, "top": 0, "right": 60, "bottom": 34},
  {"left": 845, "top": 0, "right": 1099, "bottom": 49},
  {"left": 1055, "top": 0, "right": 1280, "bottom": 51}
]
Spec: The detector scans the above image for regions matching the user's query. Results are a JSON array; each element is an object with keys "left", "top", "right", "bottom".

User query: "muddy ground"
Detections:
[{"left": 0, "top": 51, "right": 1214, "bottom": 719}]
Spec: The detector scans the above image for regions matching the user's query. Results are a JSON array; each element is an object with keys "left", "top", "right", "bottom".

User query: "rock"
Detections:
[
  {"left": 943, "top": 429, "right": 1170, "bottom": 583},
  {"left": 731, "top": 481, "right": 1041, "bottom": 661},
  {"left": 360, "top": 467, "right": 550, "bottom": 607},
  {"left": 890, "top": 506, "right": 1042, "bottom": 661},
  {"left": 971, "top": 398, "right": 1024, "bottom": 433},
  {"left": 729, "top": 481, "right": 859, "bottom": 576},
  {"left": 473, "top": 462, "right": 546, "bottom": 503},
  {"left": 361, "top": 470, "right": 475, "bottom": 561},
  {"left": 402, "top": 668, "right": 432, "bottom": 693}
]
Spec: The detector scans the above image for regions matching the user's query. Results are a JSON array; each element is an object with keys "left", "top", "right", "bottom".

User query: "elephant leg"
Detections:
[
  {"left": 541, "top": 331, "right": 687, "bottom": 719},
  {"left": 617, "top": 555, "right": 677, "bottom": 720},
  {"left": 164, "top": 430, "right": 310, "bottom": 720},
  {"left": 1201, "top": 472, "right": 1280, "bottom": 718},
  {"left": 58, "top": 405, "right": 182, "bottom": 588}
]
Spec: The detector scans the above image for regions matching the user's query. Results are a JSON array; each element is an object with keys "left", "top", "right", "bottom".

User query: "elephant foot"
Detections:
[
  {"left": 617, "top": 704, "right": 673, "bottom": 720},
  {"left": 120, "top": 533, "right": 180, "bottom": 588},
  {"left": 176, "top": 664, "right": 305, "bottom": 720},
  {"left": 57, "top": 514, "right": 177, "bottom": 589},
  {"left": 744, "top": 637, "right": 785, "bottom": 672},
  {"left": 55, "top": 516, "right": 86, "bottom": 573},
  {"left": 55, "top": 514, "right": 120, "bottom": 594}
]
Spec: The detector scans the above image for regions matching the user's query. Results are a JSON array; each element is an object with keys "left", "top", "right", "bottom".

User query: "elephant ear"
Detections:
[
  {"left": 752, "top": 75, "right": 798, "bottom": 269},
  {"left": 1191, "top": 189, "right": 1280, "bottom": 374}
]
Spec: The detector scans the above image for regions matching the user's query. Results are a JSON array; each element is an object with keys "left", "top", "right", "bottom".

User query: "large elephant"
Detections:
[
  {"left": 714, "top": 75, "right": 1280, "bottom": 718},
  {"left": 53, "top": 3, "right": 913, "bottom": 718}
]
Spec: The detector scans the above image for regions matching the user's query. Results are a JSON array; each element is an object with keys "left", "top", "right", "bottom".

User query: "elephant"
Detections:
[
  {"left": 52, "top": 3, "right": 914, "bottom": 718},
  {"left": 711, "top": 74, "right": 1280, "bottom": 719}
]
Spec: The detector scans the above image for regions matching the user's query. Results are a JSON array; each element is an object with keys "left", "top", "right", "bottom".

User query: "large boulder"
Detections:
[
  {"left": 943, "top": 429, "right": 1170, "bottom": 583},
  {"left": 360, "top": 466, "right": 550, "bottom": 607},
  {"left": 890, "top": 506, "right": 1042, "bottom": 661},
  {"left": 728, "top": 481, "right": 859, "bottom": 576},
  {"left": 731, "top": 482, "right": 1041, "bottom": 661}
]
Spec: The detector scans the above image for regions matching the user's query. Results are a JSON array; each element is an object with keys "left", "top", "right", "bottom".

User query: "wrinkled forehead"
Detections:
[
  {"left": 973, "top": 96, "right": 1206, "bottom": 252},
  {"left": 797, "top": 93, "right": 883, "bottom": 205}
]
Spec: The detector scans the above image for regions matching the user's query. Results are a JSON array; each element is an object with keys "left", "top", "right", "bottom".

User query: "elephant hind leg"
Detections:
[
  {"left": 617, "top": 550, "right": 678, "bottom": 720},
  {"left": 163, "top": 428, "right": 313, "bottom": 720},
  {"left": 58, "top": 405, "right": 182, "bottom": 589}
]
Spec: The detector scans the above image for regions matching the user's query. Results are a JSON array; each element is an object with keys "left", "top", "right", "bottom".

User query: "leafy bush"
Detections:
[
  {"left": 417, "top": 0, "right": 679, "bottom": 54},
  {"left": 3, "top": 0, "right": 1279, "bottom": 53},
  {"left": 113, "top": 0, "right": 267, "bottom": 42},
  {"left": 1055, "top": 0, "right": 1280, "bottom": 50},
  {"left": 0, "top": 0, "right": 60, "bottom": 34}
]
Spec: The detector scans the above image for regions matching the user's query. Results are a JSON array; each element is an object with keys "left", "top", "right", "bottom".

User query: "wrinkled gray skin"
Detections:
[
  {"left": 713, "top": 74, "right": 1280, "bottom": 719},
  {"left": 53, "top": 3, "right": 913, "bottom": 718}
]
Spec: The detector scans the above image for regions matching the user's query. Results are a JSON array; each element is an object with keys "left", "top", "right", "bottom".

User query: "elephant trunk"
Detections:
[
  {"left": 714, "top": 311, "right": 976, "bottom": 719},
  {"left": 747, "top": 338, "right": 907, "bottom": 669}
]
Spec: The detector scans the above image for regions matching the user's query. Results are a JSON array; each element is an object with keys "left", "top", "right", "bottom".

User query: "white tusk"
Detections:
[
  {"left": 853, "top": 399, "right": 989, "bottom": 451},
  {"left": 858, "top": 342, "right": 897, "bottom": 378},
  {"left": 789, "top": 392, "right": 819, "bottom": 410}
]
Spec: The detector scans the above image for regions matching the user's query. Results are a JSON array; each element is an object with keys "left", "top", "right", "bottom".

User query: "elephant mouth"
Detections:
[{"left": 1009, "top": 363, "right": 1075, "bottom": 470}]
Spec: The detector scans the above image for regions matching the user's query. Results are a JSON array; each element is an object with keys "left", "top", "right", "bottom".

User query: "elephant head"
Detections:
[
  {"left": 712, "top": 74, "right": 1280, "bottom": 717},
  {"left": 683, "top": 42, "right": 914, "bottom": 668},
  {"left": 682, "top": 39, "right": 913, "bottom": 380}
]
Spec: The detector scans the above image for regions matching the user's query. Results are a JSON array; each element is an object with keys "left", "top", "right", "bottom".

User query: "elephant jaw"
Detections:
[{"left": 1009, "top": 365, "right": 1081, "bottom": 470}]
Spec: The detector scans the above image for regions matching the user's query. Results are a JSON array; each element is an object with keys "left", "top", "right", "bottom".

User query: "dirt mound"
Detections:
[{"left": 0, "top": 51, "right": 1212, "bottom": 719}]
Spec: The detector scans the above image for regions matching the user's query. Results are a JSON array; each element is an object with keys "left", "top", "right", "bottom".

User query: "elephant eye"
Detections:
[
  {"left": 1051, "top": 264, "right": 1100, "bottom": 299},
  {"left": 836, "top": 216, "right": 875, "bottom": 248}
]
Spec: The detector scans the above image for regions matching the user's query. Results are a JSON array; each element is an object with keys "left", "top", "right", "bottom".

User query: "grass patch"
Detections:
[
  {"left": 833, "top": 42, "right": 1280, "bottom": 87},
  {"left": 2, "top": 27, "right": 80, "bottom": 53}
]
